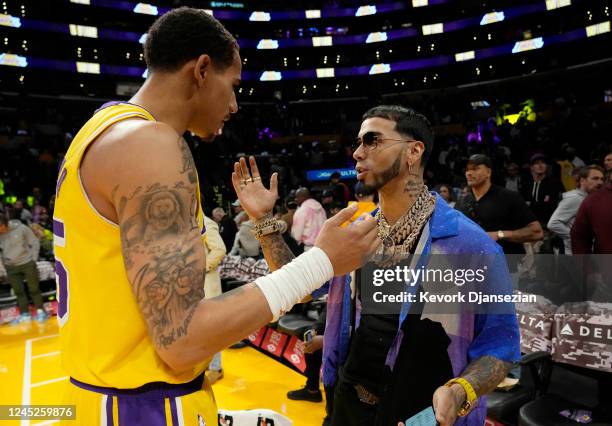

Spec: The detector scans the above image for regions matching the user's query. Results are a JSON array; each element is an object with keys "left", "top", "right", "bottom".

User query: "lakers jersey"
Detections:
[{"left": 53, "top": 102, "right": 208, "bottom": 388}]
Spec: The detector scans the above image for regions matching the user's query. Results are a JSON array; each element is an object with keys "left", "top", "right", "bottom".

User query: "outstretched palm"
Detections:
[{"left": 231, "top": 156, "right": 279, "bottom": 221}]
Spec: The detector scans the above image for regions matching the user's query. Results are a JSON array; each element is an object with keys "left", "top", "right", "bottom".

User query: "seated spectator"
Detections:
[
  {"left": 212, "top": 207, "right": 238, "bottom": 252},
  {"left": 230, "top": 219, "right": 261, "bottom": 258},
  {"left": 291, "top": 188, "right": 327, "bottom": 251},
  {"left": 434, "top": 183, "right": 455, "bottom": 208}
]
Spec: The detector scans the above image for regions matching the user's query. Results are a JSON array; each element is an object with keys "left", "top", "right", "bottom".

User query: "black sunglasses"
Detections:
[{"left": 352, "top": 132, "right": 417, "bottom": 153}]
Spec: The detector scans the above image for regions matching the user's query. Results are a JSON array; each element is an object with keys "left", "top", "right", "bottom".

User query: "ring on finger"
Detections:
[
  {"left": 253, "top": 176, "right": 261, "bottom": 181},
  {"left": 246, "top": 177, "right": 254, "bottom": 183}
]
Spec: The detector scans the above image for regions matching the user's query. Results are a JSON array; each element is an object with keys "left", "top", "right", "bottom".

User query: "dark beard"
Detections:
[{"left": 361, "top": 156, "right": 402, "bottom": 193}]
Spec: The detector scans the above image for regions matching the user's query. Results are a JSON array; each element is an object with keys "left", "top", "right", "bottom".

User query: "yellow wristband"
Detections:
[{"left": 444, "top": 377, "right": 477, "bottom": 417}]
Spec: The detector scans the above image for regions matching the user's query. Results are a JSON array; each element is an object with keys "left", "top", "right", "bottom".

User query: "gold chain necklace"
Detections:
[{"left": 374, "top": 185, "right": 435, "bottom": 266}]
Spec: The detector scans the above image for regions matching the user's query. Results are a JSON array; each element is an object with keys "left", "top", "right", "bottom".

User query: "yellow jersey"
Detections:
[{"left": 53, "top": 102, "right": 208, "bottom": 388}]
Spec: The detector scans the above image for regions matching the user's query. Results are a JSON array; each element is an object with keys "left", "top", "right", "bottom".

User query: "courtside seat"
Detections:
[
  {"left": 487, "top": 351, "right": 548, "bottom": 425},
  {"left": 518, "top": 363, "right": 604, "bottom": 426},
  {"left": 0, "top": 284, "right": 17, "bottom": 308},
  {"left": 277, "top": 314, "right": 316, "bottom": 338}
]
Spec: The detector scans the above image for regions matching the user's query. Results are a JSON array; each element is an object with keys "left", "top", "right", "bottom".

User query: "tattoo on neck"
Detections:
[{"left": 404, "top": 178, "right": 424, "bottom": 196}]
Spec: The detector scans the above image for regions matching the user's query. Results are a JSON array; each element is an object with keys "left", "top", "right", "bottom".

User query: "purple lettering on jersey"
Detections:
[
  {"left": 56, "top": 167, "right": 67, "bottom": 198},
  {"left": 55, "top": 260, "right": 68, "bottom": 319},
  {"left": 53, "top": 219, "right": 65, "bottom": 239}
]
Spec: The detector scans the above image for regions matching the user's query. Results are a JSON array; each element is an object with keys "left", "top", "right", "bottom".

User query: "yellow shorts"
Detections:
[{"left": 59, "top": 373, "right": 217, "bottom": 426}]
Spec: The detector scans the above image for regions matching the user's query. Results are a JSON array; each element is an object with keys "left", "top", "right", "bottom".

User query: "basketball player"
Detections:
[{"left": 53, "top": 8, "right": 379, "bottom": 425}]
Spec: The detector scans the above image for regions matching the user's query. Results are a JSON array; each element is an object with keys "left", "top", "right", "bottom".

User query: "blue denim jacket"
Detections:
[{"left": 316, "top": 193, "right": 520, "bottom": 425}]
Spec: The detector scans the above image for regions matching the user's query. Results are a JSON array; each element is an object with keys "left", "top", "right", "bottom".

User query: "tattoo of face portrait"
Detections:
[{"left": 135, "top": 244, "right": 204, "bottom": 348}]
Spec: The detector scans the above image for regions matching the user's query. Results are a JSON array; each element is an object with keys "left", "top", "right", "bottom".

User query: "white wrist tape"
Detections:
[{"left": 254, "top": 247, "right": 334, "bottom": 321}]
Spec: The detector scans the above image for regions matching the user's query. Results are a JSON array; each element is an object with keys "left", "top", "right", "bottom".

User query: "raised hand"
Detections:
[{"left": 231, "top": 156, "right": 279, "bottom": 221}]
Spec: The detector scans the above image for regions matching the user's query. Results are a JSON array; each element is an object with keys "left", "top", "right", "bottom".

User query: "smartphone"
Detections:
[
  {"left": 303, "top": 329, "right": 315, "bottom": 343},
  {"left": 405, "top": 406, "right": 437, "bottom": 426}
]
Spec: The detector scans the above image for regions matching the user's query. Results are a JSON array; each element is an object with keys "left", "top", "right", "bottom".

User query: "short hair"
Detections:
[
  {"left": 362, "top": 105, "right": 434, "bottom": 166},
  {"left": 144, "top": 7, "right": 239, "bottom": 72},
  {"left": 579, "top": 165, "right": 605, "bottom": 180}
]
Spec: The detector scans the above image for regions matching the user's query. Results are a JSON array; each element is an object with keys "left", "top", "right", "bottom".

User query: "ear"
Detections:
[
  {"left": 406, "top": 141, "right": 425, "bottom": 167},
  {"left": 193, "top": 54, "right": 212, "bottom": 88}
]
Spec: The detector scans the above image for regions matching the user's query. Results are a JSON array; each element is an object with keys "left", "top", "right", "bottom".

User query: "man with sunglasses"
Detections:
[{"left": 234, "top": 105, "right": 519, "bottom": 425}]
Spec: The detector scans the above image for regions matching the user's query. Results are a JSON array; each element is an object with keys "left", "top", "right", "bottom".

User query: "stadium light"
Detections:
[
  {"left": 511, "top": 37, "right": 544, "bottom": 53},
  {"left": 546, "top": 0, "right": 571, "bottom": 11},
  {"left": 133, "top": 3, "right": 158, "bottom": 15},
  {"left": 76, "top": 61, "right": 100, "bottom": 74},
  {"left": 412, "top": 0, "right": 428, "bottom": 7},
  {"left": 355, "top": 6, "right": 377, "bottom": 17},
  {"left": 316, "top": 68, "right": 335, "bottom": 78},
  {"left": 312, "top": 36, "right": 333, "bottom": 47},
  {"left": 257, "top": 39, "right": 279, "bottom": 49},
  {"left": 480, "top": 12, "right": 505, "bottom": 26},
  {"left": 0, "top": 13, "right": 21, "bottom": 28},
  {"left": 70, "top": 0, "right": 91, "bottom": 4},
  {"left": 260, "top": 71, "right": 282, "bottom": 81},
  {"left": 249, "top": 12, "right": 271, "bottom": 21},
  {"left": 366, "top": 32, "right": 388, "bottom": 43},
  {"left": 455, "top": 50, "right": 475, "bottom": 62},
  {"left": 586, "top": 21, "right": 610, "bottom": 37},
  {"left": 369, "top": 63, "right": 391, "bottom": 74},
  {"left": 69, "top": 24, "right": 98, "bottom": 38},
  {"left": 422, "top": 23, "right": 444, "bottom": 35},
  {"left": 0, "top": 53, "right": 27, "bottom": 67},
  {"left": 305, "top": 10, "right": 321, "bottom": 19}
]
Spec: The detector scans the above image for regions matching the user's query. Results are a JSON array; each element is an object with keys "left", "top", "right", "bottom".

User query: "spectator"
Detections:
[
  {"left": 344, "top": 182, "right": 377, "bottom": 226},
  {"left": 604, "top": 152, "right": 612, "bottom": 171},
  {"left": 203, "top": 215, "right": 227, "bottom": 384},
  {"left": 504, "top": 162, "right": 522, "bottom": 192},
  {"left": 280, "top": 195, "right": 297, "bottom": 231},
  {"left": 13, "top": 199, "right": 33, "bottom": 225},
  {"left": 0, "top": 215, "right": 48, "bottom": 323},
  {"left": 291, "top": 187, "right": 327, "bottom": 251},
  {"left": 321, "top": 190, "right": 335, "bottom": 218},
  {"left": 329, "top": 171, "right": 350, "bottom": 204},
  {"left": 434, "top": 183, "right": 455, "bottom": 208},
  {"left": 456, "top": 154, "right": 544, "bottom": 272},
  {"left": 571, "top": 175, "right": 612, "bottom": 254},
  {"left": 548, "top": 165, "right": 605, "bottom": 254},
  {"left": 232, "top": 199, "right": 247, "bottom": 226},
  {"left": 287, "top": 311, "right": 333, "bottom": 425},
  {"left": 212, "top": 207, "right": 238, "bottom": 252},
  {"left": 520, "top": 154, "right": 561, "bottom": 227},
  {"left": 230, "top": 219, "right": 260, "bottom": 258}
]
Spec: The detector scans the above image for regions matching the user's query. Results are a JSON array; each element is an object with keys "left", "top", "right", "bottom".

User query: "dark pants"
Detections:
[
  {"left": 305, "top": 350, "right": 323, "bottom": 391},
  {"left": 6, "top": 261, "right": 42, "bottom": 313},
  {"left": 330, "top": 376, "right": 377, "bottom": 426}
]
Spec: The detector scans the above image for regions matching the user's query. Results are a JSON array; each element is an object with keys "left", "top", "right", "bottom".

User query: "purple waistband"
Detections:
[{"left": 70, "top": 373, "right": 204, "bottom": 399}]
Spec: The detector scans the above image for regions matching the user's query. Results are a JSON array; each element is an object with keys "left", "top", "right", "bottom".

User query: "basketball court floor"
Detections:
[{"left": 0, "top": 320, "right": 325, "bottom": 426}]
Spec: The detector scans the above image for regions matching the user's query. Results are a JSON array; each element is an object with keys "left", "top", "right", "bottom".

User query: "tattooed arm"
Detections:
[
  {"left": 93, "top": 122, "right": 274, "bottom": 373},
  {"left": 460, "top": 355, "right": 513, "bottom": 397},
  {"left": 84, "top": 125, "right": 377, "bottom": 373},
  {"left": 432, "top": 355, "right": 512, "bottom": 425},
  {"left": 258, "top": 231, "right": 295, "bottom": 271}
]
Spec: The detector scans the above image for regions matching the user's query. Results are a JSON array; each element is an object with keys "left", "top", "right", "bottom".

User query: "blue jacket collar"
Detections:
[{"left": 429, "top": 193, "right": 459, "bottom": 239}]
